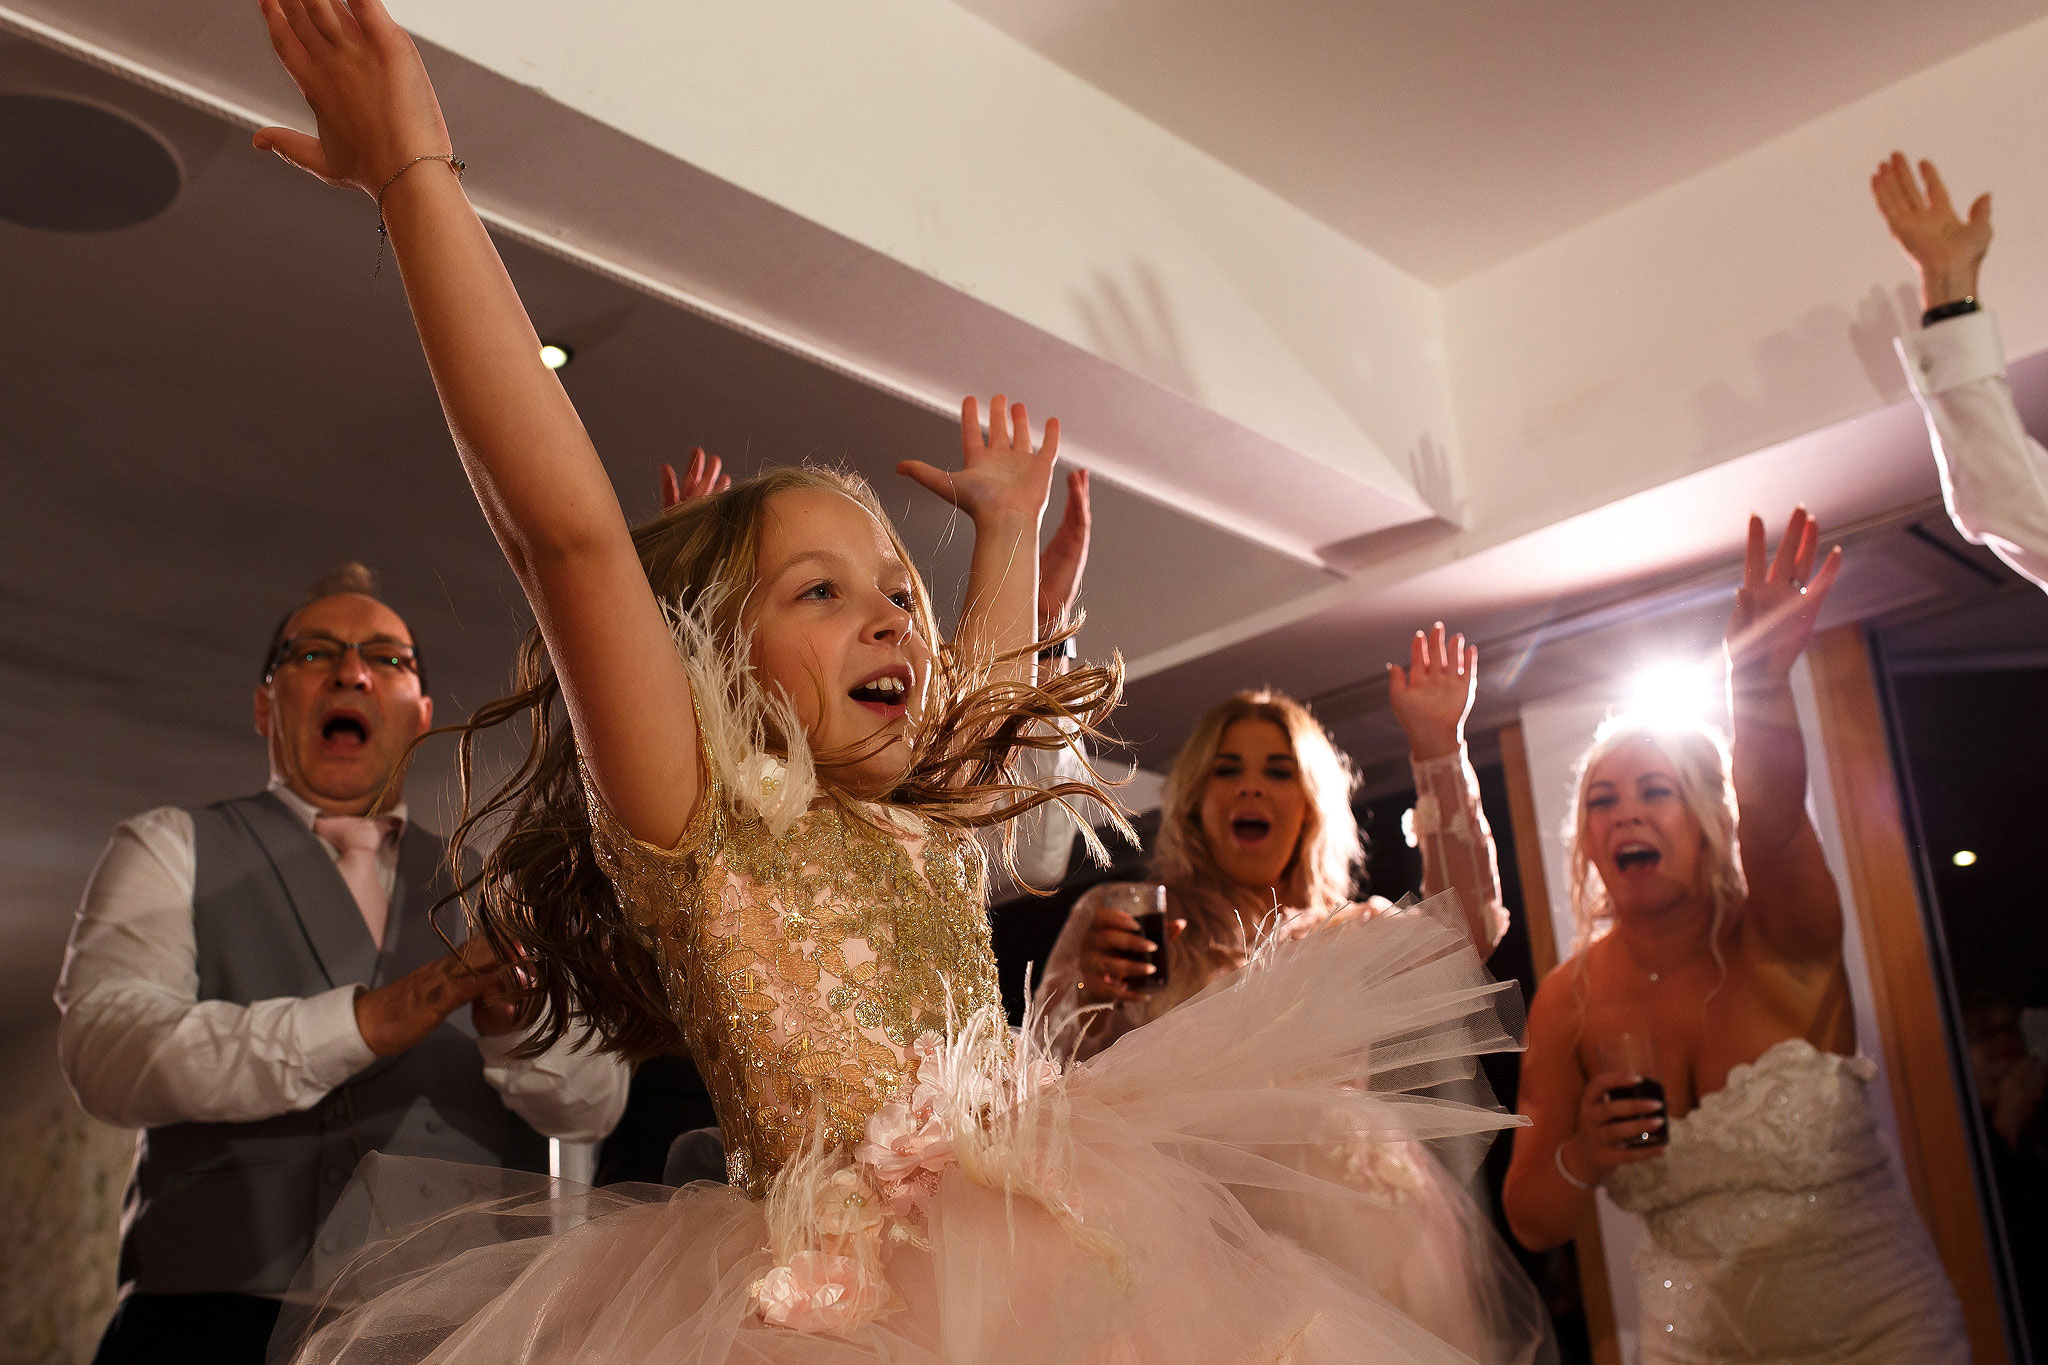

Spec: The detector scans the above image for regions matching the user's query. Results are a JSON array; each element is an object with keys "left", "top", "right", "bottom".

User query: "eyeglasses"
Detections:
[{"left": 269, "top": 635, "right": 420, "bottom": 678}]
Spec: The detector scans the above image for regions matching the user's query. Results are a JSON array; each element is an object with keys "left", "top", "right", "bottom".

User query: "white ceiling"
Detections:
[{"left": 956, "top": 0, "right": 2048, "bottom": 283}]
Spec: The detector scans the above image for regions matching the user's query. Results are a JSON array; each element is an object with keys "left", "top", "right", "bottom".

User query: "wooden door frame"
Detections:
[
  {"left": 1498, "top": 720, "right": 1624, "bottom": 1365},
  {"left": 1805, "top": 624, "right": 2011, "bottom": 1364}
]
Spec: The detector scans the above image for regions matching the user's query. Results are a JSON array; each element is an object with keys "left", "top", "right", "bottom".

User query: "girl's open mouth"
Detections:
[{"left": 848, "top": 667, "right": 912, "bottom": 717}]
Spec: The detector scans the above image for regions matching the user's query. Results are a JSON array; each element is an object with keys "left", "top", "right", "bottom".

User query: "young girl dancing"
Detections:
[{"left": 255, "top": 4, "right": 1530, "bottom": 1361}]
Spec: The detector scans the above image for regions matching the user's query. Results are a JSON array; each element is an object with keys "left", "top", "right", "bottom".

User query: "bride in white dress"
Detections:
[{"left": 1502, "top": 509, "right": 1970, "bottom": 1363}]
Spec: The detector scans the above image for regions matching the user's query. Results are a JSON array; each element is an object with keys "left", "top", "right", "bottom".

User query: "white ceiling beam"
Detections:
[{"left": 0, "top": 0, "right": 1450, "bottom": 566}]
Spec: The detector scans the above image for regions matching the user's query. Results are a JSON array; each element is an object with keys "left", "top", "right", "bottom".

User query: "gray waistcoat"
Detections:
[{"left": 119, "top": 791, "right": 546, "bottom": 1296}]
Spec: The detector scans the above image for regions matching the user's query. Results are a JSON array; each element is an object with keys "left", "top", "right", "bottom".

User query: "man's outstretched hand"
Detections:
[{"left": 1871, "top": 151, "right": 1991, "bottom": 311}]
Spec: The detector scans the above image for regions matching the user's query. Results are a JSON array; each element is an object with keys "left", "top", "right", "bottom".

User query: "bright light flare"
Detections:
[
  {"left": 1952, "top": 850, "right": 1978, "bottom": 868},
  {"left": 1621, "top": 659, "right": 1723, "bottom": 731},
  {"left": 540, "top": 343, "right": 571, "bottom": 371}
]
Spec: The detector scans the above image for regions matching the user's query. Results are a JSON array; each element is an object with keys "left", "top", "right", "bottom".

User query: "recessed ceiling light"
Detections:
[
  {"left": 540, "top": 343, "right": 572, "bottom": 371},
  {"left": 0, "top": 94, "right": 180, "bottom": 232},
  {"left": 1952, "top": 850, "right": 1978, "bottom": 868}
]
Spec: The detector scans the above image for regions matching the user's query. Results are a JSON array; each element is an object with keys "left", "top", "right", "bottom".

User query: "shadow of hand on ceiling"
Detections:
[
  {"left": 1072, "top": 261, "right": 1201, "bottom": 404},
  {"left": 1691, "top": 283, "right": 1921, "bottom": 461},
  {"left": 1409, "top": 431, "right": 1467, "bottom": 527},
  {"left": 1313, "top": 431, "right": 1466, "bottom": 570}
]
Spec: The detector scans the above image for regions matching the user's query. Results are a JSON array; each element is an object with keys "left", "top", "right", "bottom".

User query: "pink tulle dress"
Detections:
[
  {"left": 1037, "top": 877, "right": 1555, "bottom": 1365},
  {"left": 274, "top": 738, "right": 1550, "bottom": 1365}
]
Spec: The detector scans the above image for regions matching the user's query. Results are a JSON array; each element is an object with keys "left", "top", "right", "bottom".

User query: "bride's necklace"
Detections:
[{"left": 1618, "top": 937, "right": 1671, "bottom": 986}]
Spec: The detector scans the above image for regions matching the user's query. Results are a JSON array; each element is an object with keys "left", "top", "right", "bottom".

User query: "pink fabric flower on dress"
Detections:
[
  {"left": 812, "top": 1168, "right": 886, "bottom": 1244},
  {"left": 853, "top": 1032, "right": 963, "bottom": 1216},
  {"left": 855, "top": 1097, "right": 954, "bottom": 1216},
  {"left": 1022, "top": 1056, "right": 1064, "bottom": 1095},
  {"left": 752, "top": 1250, "right": 889, "bottom": 1333}
]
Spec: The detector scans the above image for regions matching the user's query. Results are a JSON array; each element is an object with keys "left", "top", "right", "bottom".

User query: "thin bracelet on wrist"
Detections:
[
  {"left": 372, "top": 152, "right": 467, "bottom": 272},
  {"left": 375, "top": 153, "right": 466, "bottom": 226},
  {"left": 1554, "top": 1141, "right": 1593, "bottom": 1191}
]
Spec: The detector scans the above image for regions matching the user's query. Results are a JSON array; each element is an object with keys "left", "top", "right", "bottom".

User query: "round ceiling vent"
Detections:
[{"left": 0, "top": 92, "right": 180, "bottom": 232}]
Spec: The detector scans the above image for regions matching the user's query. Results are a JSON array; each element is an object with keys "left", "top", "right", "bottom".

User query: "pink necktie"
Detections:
[{"left": 314, "top": 815, "right": 394, "bottom": 948}]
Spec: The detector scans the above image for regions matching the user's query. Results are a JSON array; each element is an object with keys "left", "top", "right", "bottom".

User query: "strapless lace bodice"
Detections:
[
  {"left": 1605, "top": 1039, "right": 1967, "bottom": 1363},
  {"left": 584, "top": 764, "right": 999, "bottom": 1197},
  {"left": 1606, "top": 1038, "right": 1890, "bottom": 1256}
]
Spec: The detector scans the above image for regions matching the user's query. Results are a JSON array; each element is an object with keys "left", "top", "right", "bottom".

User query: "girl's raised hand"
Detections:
[
  {"left": 898, "top": 394, "right": 1060, "bottom": 529},
  {"left": 253, "top": 0, "right": 452, "bottom": 197},
  {"left": 1725, "top": 508, "right": 1843, "bottom": 681}
]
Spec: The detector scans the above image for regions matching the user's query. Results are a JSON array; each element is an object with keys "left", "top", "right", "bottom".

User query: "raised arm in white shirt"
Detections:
[
  {"left": 55, "top": 804, "right": 628, "bottom": 1141},
  {"left": 1897, "top": 311, "right": 2048, "bottom": 593}
]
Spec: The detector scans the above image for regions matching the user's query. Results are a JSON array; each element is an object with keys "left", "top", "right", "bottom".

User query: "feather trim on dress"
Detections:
[{"left": 662, "top": 588, "right": 819, "bottom": 840}]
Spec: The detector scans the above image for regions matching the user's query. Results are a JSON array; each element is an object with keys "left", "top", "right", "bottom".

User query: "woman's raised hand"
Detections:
[
  {"left": 899, "top": 394, "right": 1060, "bottom": 529},
  {"left": 1387, "top": 622, "right": 1476, "bottom": 762},
  {"left": 1725, "top": 508, "right": 1843, "bottom": 681},
  {"left": 253, "top": 0, "right": 452, "bottom": 197}
]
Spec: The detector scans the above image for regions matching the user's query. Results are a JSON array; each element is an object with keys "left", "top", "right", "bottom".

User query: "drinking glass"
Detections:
[
  {"left": 1596, "top": 1031, "right": 1669, "bottom": 1149},
  {"left": 1100, "top": 883, "right": 1169, "bottom": 992}
]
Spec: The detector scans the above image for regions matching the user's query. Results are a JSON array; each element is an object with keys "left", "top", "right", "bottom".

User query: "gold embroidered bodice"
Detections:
[{"left": 583, "top": 765, "right": 1000, "bottom": 1197}]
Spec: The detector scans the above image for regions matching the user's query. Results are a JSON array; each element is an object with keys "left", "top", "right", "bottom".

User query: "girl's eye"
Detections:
[
  {"left": 1587, "top": 793, "right": 1616, "bottom": 811},
  {"left": 1264, "top": 765, "right": 1295, "bottom": 781},
  {"left": 1643, "top": 785, "right": 1674, "bottom": 800},
  {"left": 1213, "top": 764, "right": 1242, "bottom": 779},
  {"left": 799, "top": 581, "right": 835, "bottom": 601},
  {"left": 888, "top": 589, "right": 915, "bottom": 610}
]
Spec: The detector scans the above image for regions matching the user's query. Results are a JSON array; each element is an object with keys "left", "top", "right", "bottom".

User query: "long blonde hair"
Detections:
[
  {"left": 441, "top": 468, "right": 1125, "bottom": 1061},
  {"left": 1152, "top": 690, "right": 1360, "bottom": 921},
  {"left": 1562, "top": 714, "right": 1747, "bottom": 957}
]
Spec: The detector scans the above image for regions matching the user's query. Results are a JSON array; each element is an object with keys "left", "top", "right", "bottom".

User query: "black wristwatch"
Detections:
[
  {"left": 1037, "top": 635, "right": 1077, "bottom": 663},
  {"left": 1922, "top": 296, "right": 1980, "bottom": 328}
]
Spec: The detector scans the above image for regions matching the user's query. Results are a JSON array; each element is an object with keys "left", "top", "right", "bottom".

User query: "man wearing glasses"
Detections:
[{"left": 56, "top": 564, "right": 628, "bottom": 1364}]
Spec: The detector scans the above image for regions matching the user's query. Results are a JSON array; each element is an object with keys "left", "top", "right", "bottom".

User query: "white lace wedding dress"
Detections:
[{"left": 1605, "top": 1038, "right": 1970, "bottom": 1363}]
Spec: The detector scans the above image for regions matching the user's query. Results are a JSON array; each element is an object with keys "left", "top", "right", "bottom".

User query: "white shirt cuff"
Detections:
[
  {"left": 303, "top": 984, "right": 378, "bottom": 1088},
  {"left": 1900, "top": 309, "right": 2007, "bottom": 397}
]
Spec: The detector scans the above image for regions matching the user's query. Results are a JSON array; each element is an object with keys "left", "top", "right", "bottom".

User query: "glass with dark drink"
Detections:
[
  {"left": 1597, "top": 1031, "right": 1669, "bottom": 1149},
  {"left": 1102, "top": 884, "right": 1170, "bottom": 992}
]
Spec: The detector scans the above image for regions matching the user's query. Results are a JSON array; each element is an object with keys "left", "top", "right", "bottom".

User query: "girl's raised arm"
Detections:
[{"left": 254, "top": 0, "right": 701, "bottom": 845}]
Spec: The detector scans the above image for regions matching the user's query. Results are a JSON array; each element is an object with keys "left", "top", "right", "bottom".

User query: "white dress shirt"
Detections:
[
  {"left": 1897, "top": 309, "right": 2048, "bottom": 591},
  {"left": 55, "top": 782, "right": 628, "bottom": 1142},
  {"left": 976, "top": 728, "right": 1112, "bottom": 905}
]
